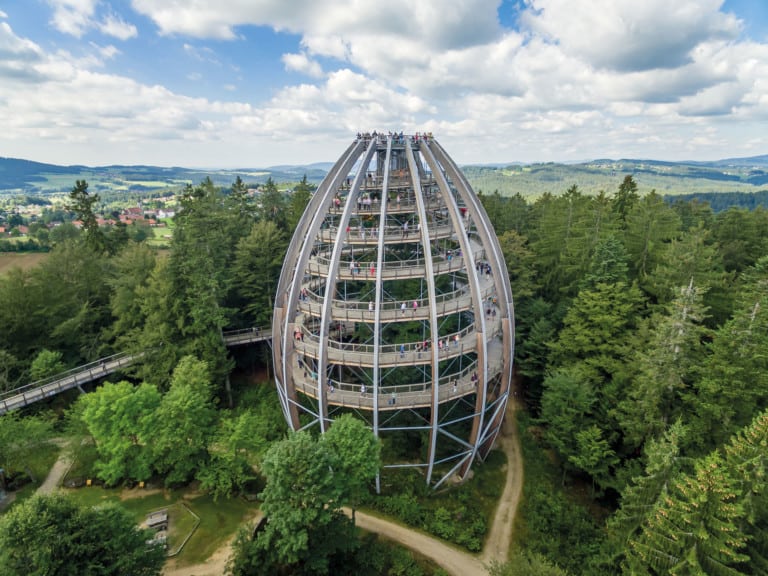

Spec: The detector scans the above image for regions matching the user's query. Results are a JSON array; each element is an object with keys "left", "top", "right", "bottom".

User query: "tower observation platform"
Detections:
[{"left": 272, "top": 133, "right": 514, "bottom": 488}]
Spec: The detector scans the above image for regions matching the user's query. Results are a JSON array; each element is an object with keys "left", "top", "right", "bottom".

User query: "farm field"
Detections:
[{"left": 0, "top": 252, "right": 48, "bottom": 275}]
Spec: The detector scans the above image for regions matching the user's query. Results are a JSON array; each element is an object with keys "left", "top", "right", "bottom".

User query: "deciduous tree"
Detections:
[
  {"left": 0, "top": 493, "right": 165, "bottom": 576},
  {"left": 78, "top": 380, "right": 161, "bottom": 485},
  {"left": 255, "top": 431, "right": 353, "bottom": 574},
  {"left": 29, "top": 349, "right": 66, "bottom": 381},
  {"left": 0, "top": 412, "right": 54, "bottom": 483},
  {"left": 152, "top": 356, "right": 217, "bottom": 485},
  {"left": 322, "top": 413, "right": 382, "bottom": 518}
]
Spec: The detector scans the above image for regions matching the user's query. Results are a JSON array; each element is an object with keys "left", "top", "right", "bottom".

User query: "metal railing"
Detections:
[
  {"left": 293, "top": 316, "right": 503, "bottom": 368},
  {"left": 222, "top": 327, "right": 271, "bottom": 345},
  {"left": 0, "top": 327, "right": 271, "bottom": 414},
  {"left": 0, "top": 351, "right": 140, "bottom": 414}
]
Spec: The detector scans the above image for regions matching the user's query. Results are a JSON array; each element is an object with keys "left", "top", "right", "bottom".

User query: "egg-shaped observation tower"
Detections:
[{"left": 272, "top": 133, "right": 514, "bottom": 488}]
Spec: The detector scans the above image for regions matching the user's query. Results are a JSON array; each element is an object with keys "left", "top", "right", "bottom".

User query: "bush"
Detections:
[
  {"left": 378, "top": 492, "right": 424, "bottom": 526},
  {"left": 363, "top": 454, "right": 504, "bottom": 552}
]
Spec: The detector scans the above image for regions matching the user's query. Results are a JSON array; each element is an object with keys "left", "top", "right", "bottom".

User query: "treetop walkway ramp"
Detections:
[{"left": 0, "top": 327, "right": 271, "bottom": 414}]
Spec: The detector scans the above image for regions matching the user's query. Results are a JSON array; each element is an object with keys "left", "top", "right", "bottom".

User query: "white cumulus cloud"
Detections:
[
  {"left": 282, "top": 52, "right": 323, "bottom": 78},
  {"left": 99, "top": 13, "right": 138, "bottom": 40},
  {"left": 1, "top": 0, "right": 767, "bottom": 166},
  {"left": 47, "top": 0, "right": 98, "bottom": 37}
]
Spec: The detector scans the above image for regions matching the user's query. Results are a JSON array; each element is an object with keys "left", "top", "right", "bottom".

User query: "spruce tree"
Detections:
[
  {"left": 626, "top": 452, "right": 749, "bottom": 575},
  {"left": 619, "top": 280, "right": 710, "bottom": 449},
  {"left": 693, "top": 257, "right": 768, "bottom": 451}
]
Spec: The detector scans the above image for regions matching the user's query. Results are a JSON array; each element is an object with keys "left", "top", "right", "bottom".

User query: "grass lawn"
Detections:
[
  {"left": 62, "top": 485, "right": 258, "bottom": 565},
  {"left": 145, "top": 225, "right": 172, "bottom": 248},
  {"left": 164, "top": 502, "right": 199, "bottom": 556},
  {"left": 176, "top": 493, "right": 259, "bottom": 565}
]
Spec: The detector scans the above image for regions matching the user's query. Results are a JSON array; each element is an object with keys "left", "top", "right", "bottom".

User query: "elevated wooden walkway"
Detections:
[{"left": 0, "top": 327, "right": 271, "bottom": 414}]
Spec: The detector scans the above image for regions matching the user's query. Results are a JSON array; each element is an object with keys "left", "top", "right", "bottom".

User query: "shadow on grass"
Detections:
[
  {"left": 61, "top": 484, "right": 260, "bottom": 566},
  {"left": 0, "top": 441, "right": 61, "bottom": 514}
]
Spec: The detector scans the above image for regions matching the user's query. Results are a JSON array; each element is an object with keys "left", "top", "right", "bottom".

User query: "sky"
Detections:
[{"left": 0, "top": 0, "right": 767, "bottom": 168}]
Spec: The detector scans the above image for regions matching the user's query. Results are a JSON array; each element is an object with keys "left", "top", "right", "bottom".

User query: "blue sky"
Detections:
[{"left": 0, "top": 0, "right": 767, "bottom": 167}]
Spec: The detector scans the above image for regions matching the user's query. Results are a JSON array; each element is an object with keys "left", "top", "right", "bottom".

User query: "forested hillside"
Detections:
[
  {"left": 0, "top": 156, "right": 331, "bottom": 194},
  {"left": 464, "top": 156, "right": 768, "bottom": 199},
  {"left": 4, "top": 153, "right": 768, "bottom": 201},
  {"left": 483, "top": 176, "right": 768, "bottom": 575},
  {"left": 2, "top": 174, "right": 768, "bottom": 575}
]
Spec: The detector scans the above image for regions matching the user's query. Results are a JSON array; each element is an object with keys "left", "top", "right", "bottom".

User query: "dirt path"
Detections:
[
  {"left": 36, "top": 439, "right": 71, "bottom": 495},
  {"left": 346, "top": 396, "right": 523, "bottom": 576},
  {"left": 163, "top": 543, "right": 231, "bottom": 576},
  {"left": 481, "top": 395, "right": 523, "bottom": 565},
  {"left": 353, "top": 510, "right": 487, "bottom": 575}
]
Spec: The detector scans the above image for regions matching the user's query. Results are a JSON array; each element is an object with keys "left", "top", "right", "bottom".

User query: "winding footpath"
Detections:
[
  {"left": 481, "top": 395, "right": 524, "bottom": 566},
  {"left": 350, "top": 396, "right": 524, "bottom": 576},
  {"left": 37, "top": 447, "right": 71, "bottom": 495},
  {"left": 36, "top": 399, "right": 523, "bottom": 576}
]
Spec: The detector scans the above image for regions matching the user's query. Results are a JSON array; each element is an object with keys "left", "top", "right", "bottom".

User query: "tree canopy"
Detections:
[
  {"left": 228, "top": 419, "right": 381, "bottom": 575},
  {"left": 0, "top": 493, "right": 165, "bottom": 576}
]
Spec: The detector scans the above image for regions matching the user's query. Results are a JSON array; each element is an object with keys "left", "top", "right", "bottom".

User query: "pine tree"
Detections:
[
  {"left": 712, "top": 206, "right": 768, "bottom": 274},
  {"left": 648, "top": 222, "right": 732, "bottom": 323},
  {"left": 606, "top": 422, "right": 687, "bottom": 567},
  {"left": 258, "top": 177, "right": 287, "bottom": 229},
  {"left": 548, "top": 279, "right": 644, "bottom": 371},
  {"left": 559, "top": 191, "right": 620, "bottom": 291},
  {"left": 66, "top": 179, "right": 107, "bottom": 253},
  {"left": 724, "top": 410, "right": 768, "bottom": 573},
  {"left": 626, "top": 452, "right": 749, "bottom": 575},
  {"left": 529, "top": 186, "right": 592, "bottom": 300},
  {"left": 232, "top": 220, "right": 287, "bottom": 327},
  {"left": 613, "top": 175, "right": 640, "bottom": 227},
  {"left": 619, "top": 280, "right": 711, "bottom": 449},
  {"left": 287, "top": 174, "right": 314, "bottom": 232},
  {"left": 623, "top": 191, "right": 680, "bottom": 290},
  {"left": 540, "top": 364, "right": 598, "bottom": 470},
  {"left": 692, "top": 257, "right": 768, "bottom": 451}
]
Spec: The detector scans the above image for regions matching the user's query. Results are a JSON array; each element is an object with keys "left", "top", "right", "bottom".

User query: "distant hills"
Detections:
[
  {"left": 461, "top": 155, "right": 768, "bottom": 198},
  {"left": 0, "top": 157, "right": 331, "bottom": 195},
  {"left": 1, "top": 154, "right": 768, "bottom": 198}
]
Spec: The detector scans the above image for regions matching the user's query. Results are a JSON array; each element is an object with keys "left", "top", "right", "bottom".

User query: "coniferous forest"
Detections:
[
  {"left": 2, "top": 174, "right": 768, "bottom": 575},
  {"left": 483, "top": 176, "right": 768, "bottom": 575}
]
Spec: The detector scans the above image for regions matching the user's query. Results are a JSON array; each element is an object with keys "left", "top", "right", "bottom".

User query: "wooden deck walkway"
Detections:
[{"left": 0, "top": 328, "right": 271, "bottom": 414}]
